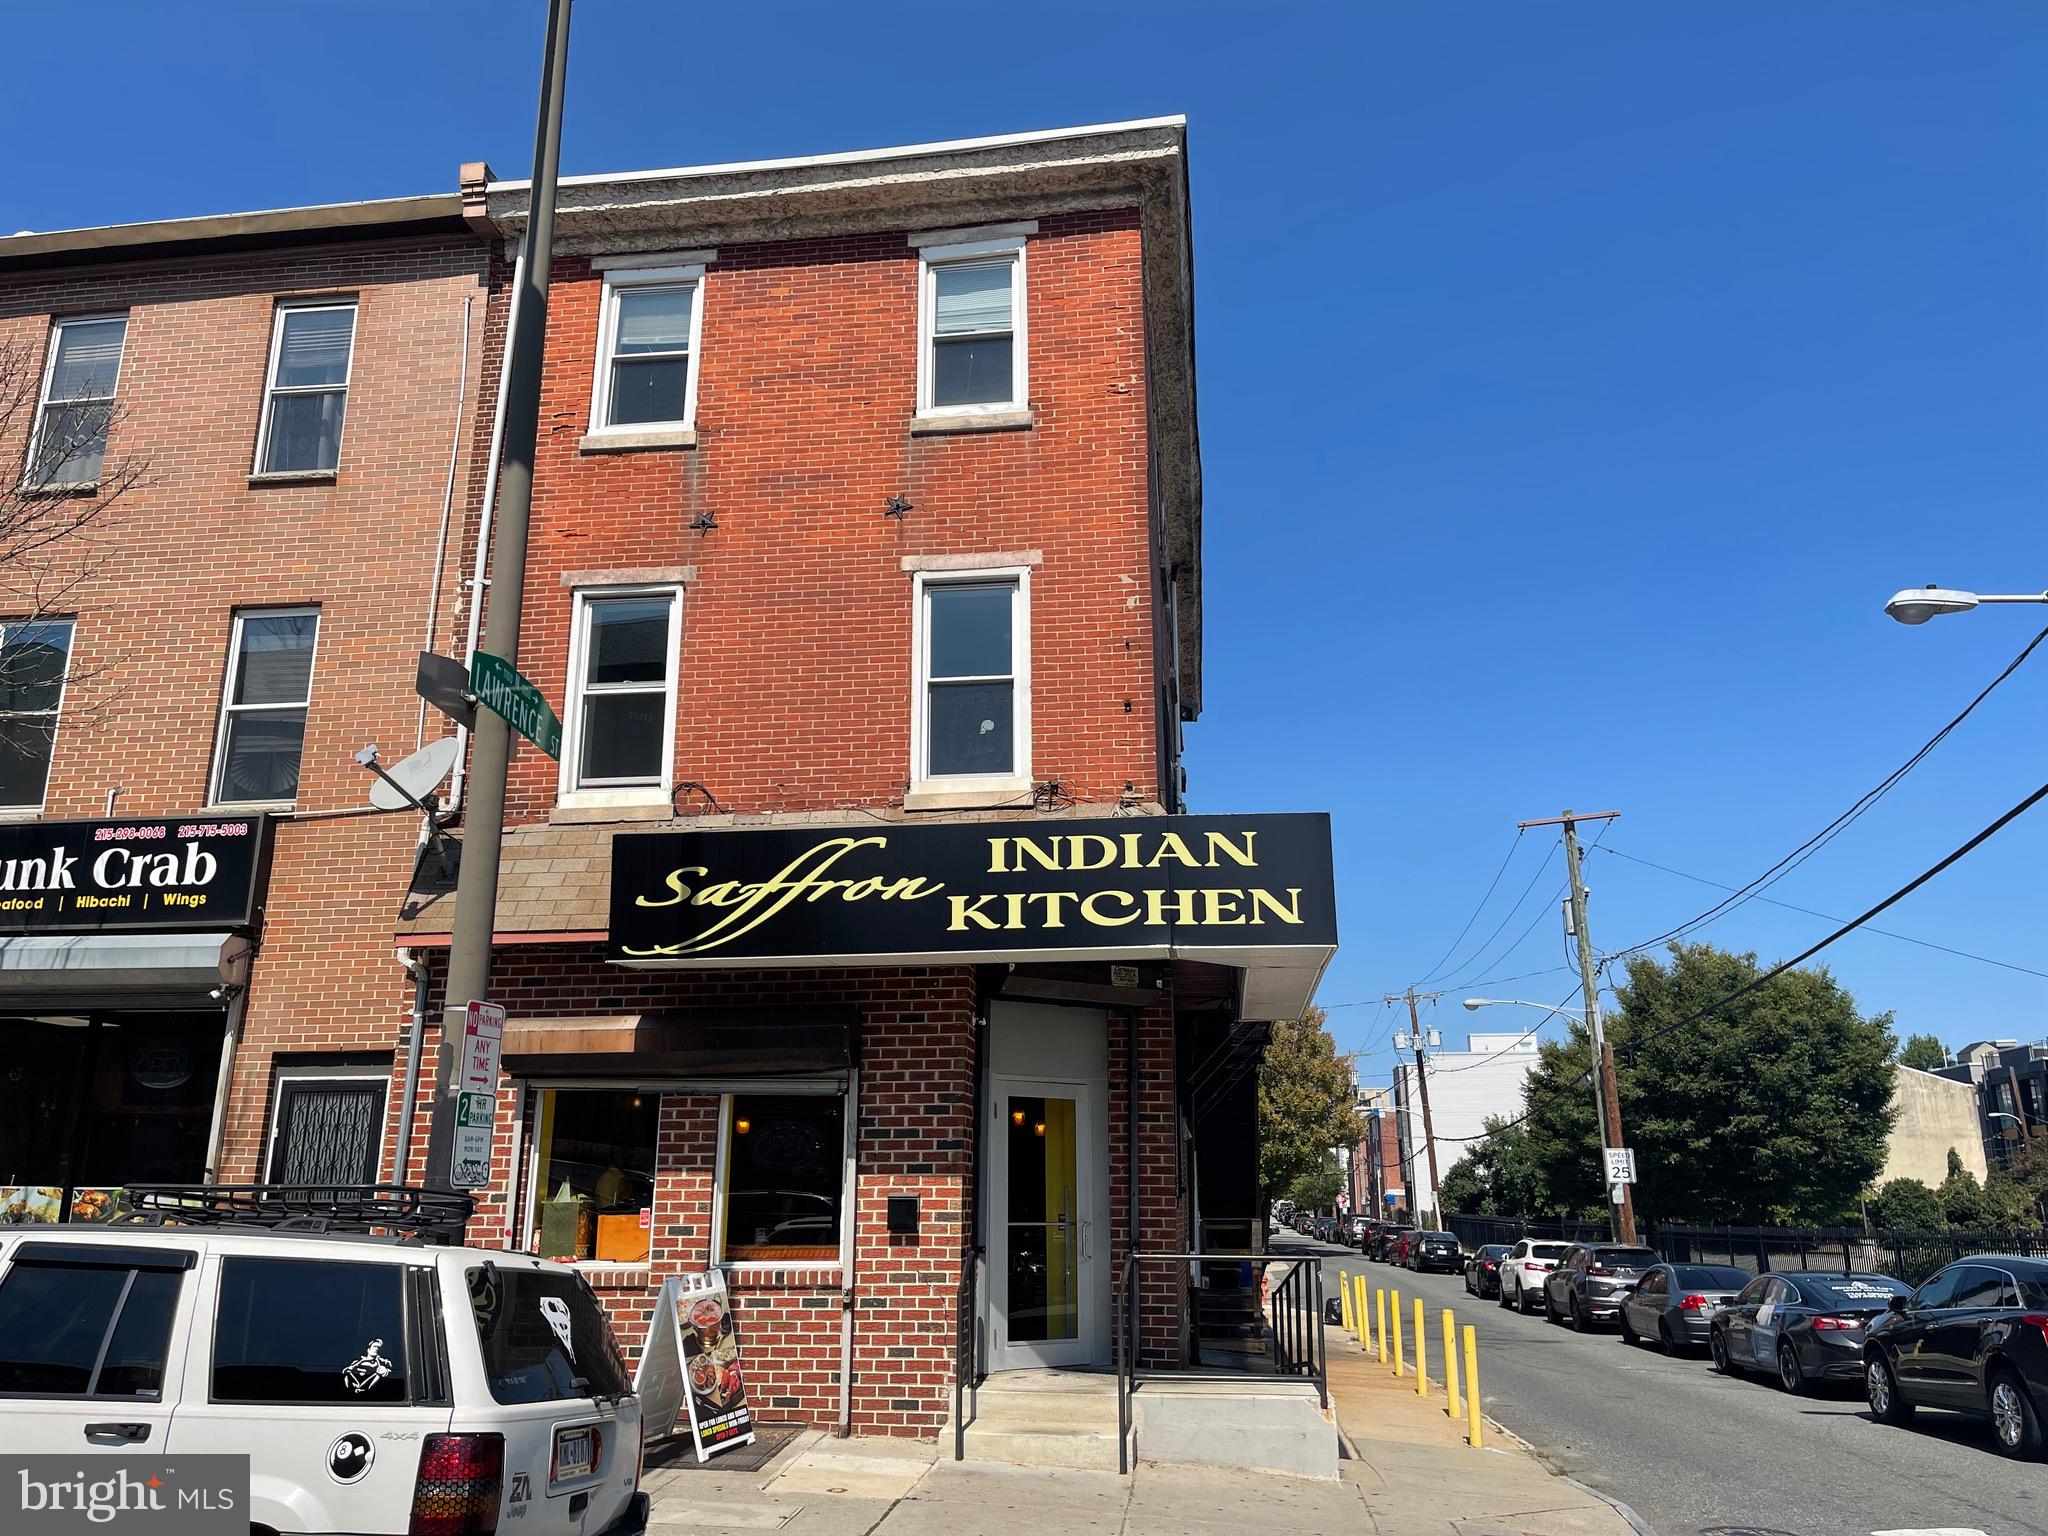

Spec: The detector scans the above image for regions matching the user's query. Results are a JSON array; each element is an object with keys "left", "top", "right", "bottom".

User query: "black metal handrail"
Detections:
[
  {"left": 952, "top": 1245, "right": 984, "bottom": 1461},
  {"left": 1115, "top": 1250, "right": 1324, "bottom": 1475}
]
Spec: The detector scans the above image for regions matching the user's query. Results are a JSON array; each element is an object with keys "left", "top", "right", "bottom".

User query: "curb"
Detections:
[{"left": 1557, "top": 1473, "right": 1661, "bottom": 1536}]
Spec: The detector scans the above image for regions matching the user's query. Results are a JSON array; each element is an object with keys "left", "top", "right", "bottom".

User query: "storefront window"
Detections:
[
  {"left": 531, "top": 1089, "right": 658, "bottom": 1264},
  {"left": 721, "top": 1093, "right": 844, "bottom": 1264}
]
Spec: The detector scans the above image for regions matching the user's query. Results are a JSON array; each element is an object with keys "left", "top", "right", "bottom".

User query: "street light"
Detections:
[{"left": 1883, "top": 586, "right": 2048, "bottom": 625}]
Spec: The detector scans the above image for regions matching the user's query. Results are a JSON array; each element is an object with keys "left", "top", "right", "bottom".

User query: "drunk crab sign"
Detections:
[{"left": 608, "top": 814, "right": 1336, "bottom": 996}]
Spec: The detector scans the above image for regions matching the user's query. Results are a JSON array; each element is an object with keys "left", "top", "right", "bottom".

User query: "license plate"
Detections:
[{"left": 555, "top": 1428, "right": 594, "bottom": 1481}]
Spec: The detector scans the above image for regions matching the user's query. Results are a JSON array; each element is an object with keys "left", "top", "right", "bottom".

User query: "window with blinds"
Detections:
[
  {"left": 919, "top": 240, "right": 1025, "bottom": 414},
  {"left": 255, "top": 301, "right": 357, "bottom": 475},
  {"left": 27, "top": 315, "right": 127, "bottom": 487},
  {"left": 210, "top": 607, "right": 319, "bottom": 806},
  {"left": 563, "top": 586, "right": 680, "bottom": 796},
  {"left": 589, "top": 265, "right": 703, "bottom": 433}
]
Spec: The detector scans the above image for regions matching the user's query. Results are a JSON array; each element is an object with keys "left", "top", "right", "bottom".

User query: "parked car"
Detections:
[
  {"left": 1864, "top": 1255, "right": 2048, "bottom": 1458},
  {"left": 1388, "top": 1229, "right": 1419, "bottom": 1266},
  {"left": 1544, "top": 1243, "right": 1661, "bottom": 1329},
  {"left": 1464, "top": 1244, "right": 1512, "bottom": 1298},
  {"left": 1372, "top": 1224, "right": 1416, "bottom": 1263},
  {"left": 1617, "top": 1263, "right": 1751, "bottom": 1355},
  {"left": 1497, "top": 1239, "right": 1573, "bottom": 1313},
  {"left": 0, "top": 1188, "right": 649, "bottom": 1536},
  {"left": 1407, "top": 1231, "right": 1463, "bottom": 1274},
  {"left": 1353, "top": 1219, "right": 1382, "bottom": 1253},
  {"left": 1708, "top": 1269, "right": 1910, "bottom": 1395},
  {"left": 1347, "top": 1214, "right": 1373, "bottom": 1244}
]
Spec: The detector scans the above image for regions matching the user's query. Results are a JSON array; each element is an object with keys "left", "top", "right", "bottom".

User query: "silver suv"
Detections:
[{"left": 0, "top": 1186, "right": 647, "bottom": 1536}]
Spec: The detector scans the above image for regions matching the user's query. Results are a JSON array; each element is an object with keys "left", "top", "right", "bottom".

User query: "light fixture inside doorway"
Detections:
[
  {"left": 1011, "top": 1108, "right": 1025, "bottom": 1126},
  {"left": 735, "top": 1116, "right": 751, "bottom": 1134},
  {"left": 1033, "top": 1121, "right": 1046, "bottom": 1137}
]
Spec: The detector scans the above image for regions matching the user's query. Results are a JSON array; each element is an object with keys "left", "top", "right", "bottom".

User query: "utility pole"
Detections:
[
  {"left": 1521, "top": 809, "right": 1635, "bottom": 1243},
  {"left": 426, "top": 0, "right": 573, "bottom": 1200},
  {"left": 1406, "top": 988, "right": 1442, "bottom": 1228}
]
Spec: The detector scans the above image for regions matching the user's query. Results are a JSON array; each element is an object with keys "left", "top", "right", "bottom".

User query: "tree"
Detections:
[
  {"left": 1939, "top": 1161, "right": 1993, "bottom": 1229},
  {"left": 1285, "top": 1157, "right": 1344, "bottom": 1215},
  {"left": 1897, "top": 1033, "right": 1949, "bottom": 1071},
  {"left": 1438, "top": 1116, "right": 1570, "bottom": 1217},
  {"left": 1868, "top": 1177, "right": 1944, "bottom": 1232},
  {"left": 0, "top": 336, "right": 148, "bottom": 758},
  {"left": 1517, "top": 943, "right": 1897, "bottom": 1225},
  {"left": 1257, "top": 1008, "right": 1366, "bottom": 1205}
]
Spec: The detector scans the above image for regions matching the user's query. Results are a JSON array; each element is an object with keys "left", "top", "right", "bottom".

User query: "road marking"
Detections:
[{"left": 1872, "top": 1528, "right": 1991, "bottom": 1535}]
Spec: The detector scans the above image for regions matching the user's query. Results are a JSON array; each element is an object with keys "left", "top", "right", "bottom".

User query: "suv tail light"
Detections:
[
  {"left": 2021, "top": 1314, "right": 2048, "bottom": 1349},
  {"left": 1679, "top": 1294, "right": 1710, "bottom": 1312},
  {"left": 410, "top": 1433, "right": 504, "bottom": 1536},
  {"left": 1812, "top": 1316, "right": 1862, "bottom": 1331}
]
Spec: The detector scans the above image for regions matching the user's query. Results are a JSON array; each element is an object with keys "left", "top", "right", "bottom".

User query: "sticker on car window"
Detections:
[
  {"left": 343, "top": 1339, "right": 394, "bottom": 1394},
  {"left": 540, "top": 1295, "right": 577, "bottom": 1360}
]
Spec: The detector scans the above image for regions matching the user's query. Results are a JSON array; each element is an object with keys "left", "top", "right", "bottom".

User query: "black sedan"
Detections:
[
  {"left": 1617, "top": 1263, "right": 1750, "bottom": 1355},
  {"left": 1408, "top": 1231, "right": 1463, "bottom": 1274},
  {"left": 1865, "top": 1254, "right": 2048, "bottom": 1459},
  {"left": 1710, "top": 1270, "right": 1911, "bottom": 1394},
  {"left": 1464, "top": 1243, "right": 1512, "bottom": 1298}
]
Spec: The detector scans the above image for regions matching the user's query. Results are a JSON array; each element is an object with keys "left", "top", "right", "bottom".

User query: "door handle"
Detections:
[
  {"left": 1081, "top": 1220, "right": 1093, "bottom": 1261},
  {"left": 85, "top": 1423, "right": 150, "bottom": 1444}
]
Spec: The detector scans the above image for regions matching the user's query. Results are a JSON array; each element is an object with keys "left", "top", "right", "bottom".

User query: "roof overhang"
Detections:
[
  {"left": 484, "top": 117, "right": 1203, "bottom": 714},
  {"left": 0, "top": 193, "right": 471, "bottom": 274}
]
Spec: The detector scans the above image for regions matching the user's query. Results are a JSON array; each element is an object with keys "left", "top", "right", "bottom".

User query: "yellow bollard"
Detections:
[
  {"left": 1391, "top": 1290, "right": 1405, "bottom": 1375},
  {"left": 1463, "top": 1324, "right": 1483, "bottom": 1447},
  {"left": 1356, "top": 1274, "right": 1370, "bottom": 1352},
  {"left": 1341, "top": 1273, "right": 1354, "bottom": 1334},
  {"left": 1414, "top": 1298, "right": 1428, "bottom": 1396},
  {"left": 1375, "top": 1288, "right": 1388, "bottom": 1364},
  {"left": 1442, "top": 1309, "right": 1460, "bottom": 1419}
]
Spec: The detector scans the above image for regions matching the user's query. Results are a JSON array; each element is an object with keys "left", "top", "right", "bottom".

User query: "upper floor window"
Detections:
[
  {"left": 0, "top": 618, "right": 73, "bottom": 811},
  {"left": 918, "top": 239, "right": 1026, "bottom": 415},
  {"left": 561, "top": 587, "right": 681, "bottom": 801},
  {"left": 211, "top": 607, "right": 319, "bottom": 806},
  {"left": 255, "top": 301, "right": 356, "bottom": 475},
  {"left": 912, "top": 570, "right": 1030, "bottom": 791},
  {"left": 27, "top": 315, "right": 127, "bottom": 487},
  {"left": 589, "top": 266, "right": 702, "bottom": 432}
]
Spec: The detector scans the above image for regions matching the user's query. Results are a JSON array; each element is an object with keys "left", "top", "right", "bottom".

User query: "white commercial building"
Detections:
[{"left": 1391, "top": 1032, "right": 1539, "bottom": 1223}]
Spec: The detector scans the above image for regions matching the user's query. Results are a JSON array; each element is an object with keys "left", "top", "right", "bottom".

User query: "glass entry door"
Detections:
[{"left": 991, "top": 1079, "right": 1095, "bottom": 1369}]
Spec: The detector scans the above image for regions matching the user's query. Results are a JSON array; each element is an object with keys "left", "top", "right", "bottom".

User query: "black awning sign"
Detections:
[
  {"left": 0, "top": 815, "right": 269, "bottom": 932},
  {"left": 608, "top": 813, "right": 1335, "bottom": 965}
]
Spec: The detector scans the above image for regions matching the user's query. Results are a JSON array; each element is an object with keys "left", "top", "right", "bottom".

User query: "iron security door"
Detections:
[
  {"left": 990, "top": 1078, "right": 1098, "bottom": 1370},
  {"left": 269, "top": 1077, "right": 386, "bottom": 1183}
]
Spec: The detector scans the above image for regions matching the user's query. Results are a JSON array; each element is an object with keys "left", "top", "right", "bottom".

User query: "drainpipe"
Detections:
[
  {"left": 1126, "top": 1006, "right": 1140, "bottom": 1359},
  {"left": 838, "top": 1065, "right": 861, "bottom": 1438},
  {"left": 201, "top": 984, "right": 250, "bottom": 1181},
  {"left": 417, "top": 295, "right": 474, "bottom": 752},
  {"left": 393, "top": 949, "right": 430, "bottom": 1181},
  {"left": 447, "top": 243, "right": 528, "bottom": 813}
]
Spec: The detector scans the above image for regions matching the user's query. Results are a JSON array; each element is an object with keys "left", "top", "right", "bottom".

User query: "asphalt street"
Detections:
[{"left": 1276, "top": 1234, "right": 2046, "bottom": 1536}]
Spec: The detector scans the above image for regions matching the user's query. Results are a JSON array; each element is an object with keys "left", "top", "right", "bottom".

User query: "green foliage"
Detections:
[
  {"left": 1518, "top": 943, "right": 1898, "bottom": 1225},
  {"left": 1939, "top": 1166, "right": 1992, "bottom": 1229},
  {"left": 1438, "top": 1116, "right": 1580, "bottom": 1217},
  {"left": 1285, "top": 1157, "right": 1344, "bottom": 1214},
  {"left": 1868, "top": 1176, "right": 1945, "bottom": 1232},
  {"left": 1897, "top": 1033, "right": 1949, "bottom": 1071},
  {"left": 1984, "top": 1171, "right": 2040, "bottom": 1229},
  {"left": 1257, "top": 1008, "right": 1366, "bottom": 1204}
]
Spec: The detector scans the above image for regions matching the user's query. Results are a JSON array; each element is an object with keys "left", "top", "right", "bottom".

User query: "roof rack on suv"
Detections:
[{"left": 119, "top": 1184, "right": 477, "bottom": 1243}]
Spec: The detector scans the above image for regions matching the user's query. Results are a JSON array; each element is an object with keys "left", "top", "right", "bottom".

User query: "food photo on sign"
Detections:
[{"left": 634, "top": 1274, "right": 756, "bottom": 1463}]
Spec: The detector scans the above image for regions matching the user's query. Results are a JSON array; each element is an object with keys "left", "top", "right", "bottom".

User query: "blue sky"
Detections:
[{"left": 8, "top": 3, "right": 2048, "bottom": 1086}]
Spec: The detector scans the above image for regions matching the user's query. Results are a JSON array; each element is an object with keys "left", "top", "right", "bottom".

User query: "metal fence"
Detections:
[{"left": 1443, "top": 1215, "right": 2048, "bottom": 1287}]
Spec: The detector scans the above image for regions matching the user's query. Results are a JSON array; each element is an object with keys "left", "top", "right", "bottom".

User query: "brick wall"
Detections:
[{"left": 465, "top": 207, "right": 1160, "bottom": 822}]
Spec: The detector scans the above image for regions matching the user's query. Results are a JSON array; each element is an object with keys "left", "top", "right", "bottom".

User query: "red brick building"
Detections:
[{"left": 0, "top": 119, "right": 1340, "bottom": 1446}]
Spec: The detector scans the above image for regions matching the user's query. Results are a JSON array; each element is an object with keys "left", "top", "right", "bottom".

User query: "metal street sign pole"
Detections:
[{"left": 427, "top": 0, "right": 572, "bottom": 1201}]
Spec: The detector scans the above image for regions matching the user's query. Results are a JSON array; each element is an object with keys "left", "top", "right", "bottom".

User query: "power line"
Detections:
[
  {"left": 1428, "top": 773, "right": 2048, "bottom": 1144},
  {"left": 1594, "top": 843, "right": 2048, "bottom": 982},
  {"left": 1608, "top": 623, "right": 2048, "bottom": 962},
  {"left": 1410, "top": 831, "right": 1525, "bottom": 988}
]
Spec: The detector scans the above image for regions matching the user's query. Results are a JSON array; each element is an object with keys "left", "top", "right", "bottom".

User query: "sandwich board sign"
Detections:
[{"left": 635, "top": 1274, "right": 756, "bottom": 1463}]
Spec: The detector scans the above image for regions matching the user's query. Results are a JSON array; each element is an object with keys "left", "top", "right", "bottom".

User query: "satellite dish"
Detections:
[{"left": 370, "top": 736, "right": 461, "bottom": 811}]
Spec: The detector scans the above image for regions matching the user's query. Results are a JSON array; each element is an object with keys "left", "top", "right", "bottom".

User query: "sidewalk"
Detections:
[
  {"left": 1325, "top": 1320, "right": 1648, "bottom": 1536},
  {"left": 640, "top": 1346, "right": 1652, "bottom": 1536}
]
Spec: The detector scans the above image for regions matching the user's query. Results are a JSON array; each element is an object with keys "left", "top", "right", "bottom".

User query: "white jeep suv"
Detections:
[
  {"left": 1497, "top": 1238, "right": 1572, "bottom": 1314},
  {"left": 0, "top": 1186, "right": 646, "bottom": 1536}
]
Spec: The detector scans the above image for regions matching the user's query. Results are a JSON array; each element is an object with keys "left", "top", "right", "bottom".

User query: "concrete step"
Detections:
[{"left": 958, "top": 1420, "right": 1125, "bottom": 1471}]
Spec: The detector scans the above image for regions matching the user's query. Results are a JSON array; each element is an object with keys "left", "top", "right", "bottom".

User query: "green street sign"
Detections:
[{"left": 471, "top": 652, "right": 562, "bottom": 760}]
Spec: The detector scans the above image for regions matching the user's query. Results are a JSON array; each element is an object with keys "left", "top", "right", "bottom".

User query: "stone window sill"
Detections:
[
  {"left": 909, "top": 410, "right": 1033, "bottom": 437},
  {"left": 571, "top": 1262, "right": 653, "bottom": 1291},
  {"left": 248, "top": 469, "right": 338, "bottom": 487},
  {"left": 17, "top": 479, "right": 97, "bottom": 499},
  {"left": 903, "top": 784, "right": 1034, "bottom": 812},
  {"left": 580, "top": 427, "right": 697, "bottom": 453}
]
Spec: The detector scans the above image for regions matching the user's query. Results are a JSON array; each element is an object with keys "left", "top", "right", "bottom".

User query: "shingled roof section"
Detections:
[{"left": 397, "top": 820, "right": 616, "bottom": 939}]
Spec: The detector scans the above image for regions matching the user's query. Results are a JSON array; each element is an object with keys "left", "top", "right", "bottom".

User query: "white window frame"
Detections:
[
  {"left": 252, "top": 298, "right": 358, "bottom": 476},
  {"left": 911, "top": 566, "right": 1032, "bottom": 795},
  {"left": 711, "top": 1079, "right": 856, "bottom": 1272},
  {"left": 0, "top": 616, "right": 74, "bottom": 813},
  {"left": 587, "top": 264, "right": 705, "bottom": 435},
  {"left": 916, "top": 236, "right": 1028, "bottom": 417},
  {"left": 263, "top": 1063, "right": 392, "bottom": 1183},
  {"left": 208, "top": 605, "right": 321, "bottom": 809},
  {"left": 25, "top": 313, "right": 129, "bottom": 488},
  {"left": 558, "top": 584, "right": 683, "bottom": 808}
]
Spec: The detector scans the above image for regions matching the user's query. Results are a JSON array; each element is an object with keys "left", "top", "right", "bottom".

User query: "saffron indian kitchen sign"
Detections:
[
  {"left": 0, "top": 815, "right": 270, "bottom": 933},
  {"left": 608, "top": 813, "right": 1335, "bottom": 966}
]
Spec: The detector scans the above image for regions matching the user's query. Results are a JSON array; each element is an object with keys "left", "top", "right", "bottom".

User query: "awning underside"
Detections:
[{"left": 0, "top": 931, "right": 249, "bottom": 1009}]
